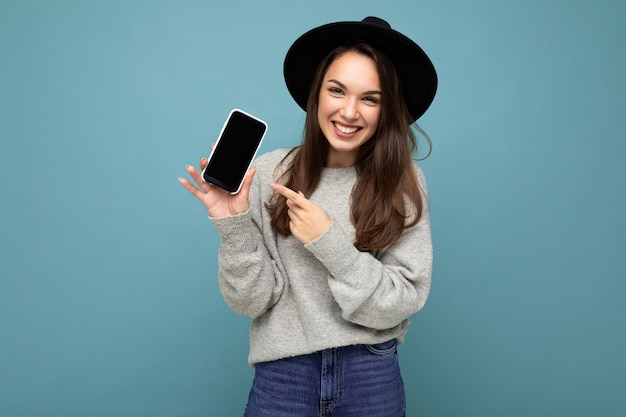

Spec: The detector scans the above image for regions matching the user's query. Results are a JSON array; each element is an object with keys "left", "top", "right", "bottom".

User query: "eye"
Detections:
[
  {"left": 363, "top": 96, "right": 379, "bottom": 104},
  {"left": 328, "top": 87, "right": 343, "bottom": 95}
]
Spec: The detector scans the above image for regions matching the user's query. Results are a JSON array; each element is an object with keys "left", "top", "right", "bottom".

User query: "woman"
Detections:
[{"left": 180, "top": 16, "right": 437, "bottom": 417}]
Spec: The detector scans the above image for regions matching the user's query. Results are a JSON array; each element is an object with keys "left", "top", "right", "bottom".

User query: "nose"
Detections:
[{"left": 340, "top": 97, "right": 359, "bottom": 121}]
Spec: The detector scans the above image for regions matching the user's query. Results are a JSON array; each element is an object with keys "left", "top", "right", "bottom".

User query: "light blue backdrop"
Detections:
[{"left": 1, "top": 0, "right": 625, "bottom": 416}]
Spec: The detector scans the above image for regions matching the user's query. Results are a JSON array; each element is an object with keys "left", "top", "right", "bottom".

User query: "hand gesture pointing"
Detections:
[{"left": 270, "top": 183, "right": 332, "bottom": 244}]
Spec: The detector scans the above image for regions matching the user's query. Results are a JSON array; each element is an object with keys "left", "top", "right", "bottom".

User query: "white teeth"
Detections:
[{"left": 334, "top": 122, "right": 359, "bottom": 134}]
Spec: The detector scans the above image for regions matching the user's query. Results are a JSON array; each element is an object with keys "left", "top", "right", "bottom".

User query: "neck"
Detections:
[{"left": 326, "top": 149, "right": 357, "bottom": 168}]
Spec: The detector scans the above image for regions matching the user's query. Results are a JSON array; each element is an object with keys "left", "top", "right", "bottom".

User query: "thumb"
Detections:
[{"left": 237, "top": 166, "right": 257, "bottom": 197}]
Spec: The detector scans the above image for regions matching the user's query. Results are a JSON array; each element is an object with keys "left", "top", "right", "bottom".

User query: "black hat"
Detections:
[{"left": 283, "top": 16, "right": 438, "bottom": 123}]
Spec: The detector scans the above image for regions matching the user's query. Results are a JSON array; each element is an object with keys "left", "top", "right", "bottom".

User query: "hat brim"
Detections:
[{"left": 283, "top": 19, "right": 438, "bottom": 123}]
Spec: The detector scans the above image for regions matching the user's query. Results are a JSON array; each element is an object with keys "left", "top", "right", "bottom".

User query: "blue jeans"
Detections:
[{"left": 244, "top": 339, "right": 406, "bottom": 417}]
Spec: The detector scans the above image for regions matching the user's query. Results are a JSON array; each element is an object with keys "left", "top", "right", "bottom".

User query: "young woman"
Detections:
[{"left": 180, "top": 16, "right": 437, "bottom": 417}]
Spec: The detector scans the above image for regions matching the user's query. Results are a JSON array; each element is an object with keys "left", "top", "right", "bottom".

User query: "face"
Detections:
[{"left": 317, "top": 51, "right": 382, "bottom": 168}]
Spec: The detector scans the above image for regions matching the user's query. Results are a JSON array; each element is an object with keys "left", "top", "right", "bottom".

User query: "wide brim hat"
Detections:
[{"left": 283, "top": 16, "right": 438, "bottom": 123}]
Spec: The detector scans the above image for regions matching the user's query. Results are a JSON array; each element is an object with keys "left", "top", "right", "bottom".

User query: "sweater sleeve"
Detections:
[
  {"left": 209, "top": 151, "right": 288, "bottom": 319},
  {"left": 304, "top": 170, "right": 433, "bottom": 330},
  {"left": 211, "top": 211, "right": 285, "bottom": 319}
]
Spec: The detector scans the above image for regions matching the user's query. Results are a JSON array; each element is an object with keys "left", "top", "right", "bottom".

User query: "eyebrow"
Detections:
[{"left": 327, "top": 79, "right": 382, "bottom": 96}]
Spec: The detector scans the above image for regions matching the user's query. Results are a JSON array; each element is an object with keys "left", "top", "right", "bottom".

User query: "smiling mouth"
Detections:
[{"left": 333, "top": 122, "right": 360, "bottom": 134}]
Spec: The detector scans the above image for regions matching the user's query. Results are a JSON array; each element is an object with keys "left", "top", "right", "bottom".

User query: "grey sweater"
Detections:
[{"left": 211, "top": 148, "right": 432, "bottom": 366}]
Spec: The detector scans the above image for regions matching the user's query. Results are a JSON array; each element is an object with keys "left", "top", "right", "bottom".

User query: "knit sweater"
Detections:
[{"left": 211, "top": 148, "right": 432, "bottom": 366}]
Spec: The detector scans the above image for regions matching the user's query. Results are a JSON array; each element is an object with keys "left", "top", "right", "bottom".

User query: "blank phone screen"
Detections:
[{"left": 203, "top": 110, "right": 267, "bottom": 192}]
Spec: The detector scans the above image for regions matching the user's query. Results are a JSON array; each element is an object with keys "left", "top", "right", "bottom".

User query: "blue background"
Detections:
[{"left": 1, "top": 0, "right": 625, "bottom": 416}]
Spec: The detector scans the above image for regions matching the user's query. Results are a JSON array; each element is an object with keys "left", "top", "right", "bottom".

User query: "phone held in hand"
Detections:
[{"left": 202, "top": 109, "right": 268, "bottom": 194}]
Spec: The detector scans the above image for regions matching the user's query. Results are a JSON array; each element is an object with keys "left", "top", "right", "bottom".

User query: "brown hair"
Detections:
[{"left": 267, "top": 42, "right": 426, "bottom": 251}]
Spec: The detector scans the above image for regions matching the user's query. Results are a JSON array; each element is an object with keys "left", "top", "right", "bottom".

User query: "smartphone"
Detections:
[{"left": 202, "top": 109, "right": 267, "bottom": 194}]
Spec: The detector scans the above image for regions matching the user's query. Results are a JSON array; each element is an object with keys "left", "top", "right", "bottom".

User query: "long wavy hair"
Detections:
[{"left": 267, "top": 42, "right": 427, "bottom": 251}]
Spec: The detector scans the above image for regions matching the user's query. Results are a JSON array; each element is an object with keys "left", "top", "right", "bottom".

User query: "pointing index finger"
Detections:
[{"left": 270, "top": 183, "right": 305, "bottom": 203}]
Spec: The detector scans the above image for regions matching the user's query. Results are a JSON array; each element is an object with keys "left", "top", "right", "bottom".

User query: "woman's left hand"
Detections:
[{"left": 270, "top": 183, "right": 332, "bottom": 244}]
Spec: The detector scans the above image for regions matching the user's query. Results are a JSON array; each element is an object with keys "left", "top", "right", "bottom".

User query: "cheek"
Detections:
[
  {"left": 317, "top": 97, "right": 333, "bottom": 126},
  {"left": 317, "top": 94, "right": 331, "bottom": 115},
  {"left": 365, "top": 108, "right": 381, "bottom": 130}
]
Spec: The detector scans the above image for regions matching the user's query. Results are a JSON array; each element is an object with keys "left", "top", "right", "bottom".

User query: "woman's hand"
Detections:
[
  {"left": 179, "top": 158, "right": 256, "bottom": 218},
  {"left": 270, "top": 183, "right": 332, "bottom": 244}
]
